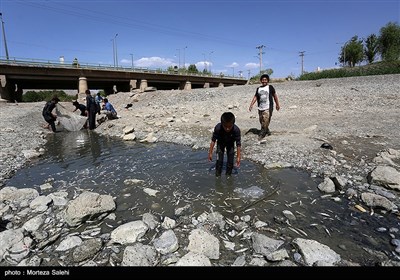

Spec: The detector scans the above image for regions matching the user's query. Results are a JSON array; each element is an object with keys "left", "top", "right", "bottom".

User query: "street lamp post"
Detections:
[
  {"left": 209, "top": 51, "right": 214, "bottom": 74},
  {"left": 202, "top": 53, "right": 206, "bottom": 72},
  {"left": 114, "top": 33, "right": 118, "bottom": 68},
  {"left": 0, "top": 13, "right": 10, "bottom": 60},
  {"left": 111, "top": 39, "right": 115, "bottom": 67},
  {"left": 176, "top": 48, "right": 180, "bottom": 69},
  {"left": 130, "top": 53, "right": 134, "bottom": 70},
  {"left": 183, "top": 46, "right": 187, "bottom": 70}
]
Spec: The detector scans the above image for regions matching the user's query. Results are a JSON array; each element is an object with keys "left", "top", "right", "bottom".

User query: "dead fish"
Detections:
[
  {"left": 324, "top": 227, "right": 331, "bottom": 236},
  {"left": 311, "top": 199, "right": 317, "bottom": 204},
  {"left": 295, "top": 227, "right": 308, "bottom": 236},
  {"left": 225, "top": 218, "right": 236, "bottom": 226},
  {"left": 265, "top": 228, "right": 279, "bottom": 234},
  {"left": 318, "top": 212, "right": 331, "bottom": 217},
  {"left": 288, "top": 227, "right": 301, "bottom": 235},
  {"left": 354, "top": 204, "right": 367, "bottom": 213},
  {"left": 288, "top": 201, "right": 300, "bottom": 207},
  {"left": 295, "top": 211, "right": 306, "bottom": 217},
  {"left": 237, "top": 228, "right": 247, "bottom": 237},
  {"left": 235, "top": 248, "right": 249, "bottom": 253}
]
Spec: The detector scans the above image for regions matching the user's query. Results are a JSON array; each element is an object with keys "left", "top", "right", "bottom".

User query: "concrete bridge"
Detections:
[{"left": 0, "top": 59, "right": 247, "bottom": 101}]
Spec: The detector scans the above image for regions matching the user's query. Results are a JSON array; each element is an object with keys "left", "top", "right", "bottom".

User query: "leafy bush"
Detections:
[
  {"left": 22, "top": 90, "right": 75, "bottom": 102},
  {"left": 297, "top": 61, "right": 400, "bottom": 80}
]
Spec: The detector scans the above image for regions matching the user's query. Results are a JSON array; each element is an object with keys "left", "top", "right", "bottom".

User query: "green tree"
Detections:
[
  {"left": 187, "top": 64, "right": 199, "bottom": 73},
  {"left": 249, "top": 68, "right": 274, "bottom": 83},
  {"left": 340, "top": 36, "right": 364, "bottom": 67},
  {"left": 263, "top": 68, "right": 273, "bottom": 76},
  {"left": 364, "top": 34, "right": 379, "bottom": 64},
  {"left": 378, "top": 22, "right": 400, "bottom": 61}
]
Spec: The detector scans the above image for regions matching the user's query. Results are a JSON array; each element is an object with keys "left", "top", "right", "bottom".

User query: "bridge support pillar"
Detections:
[
  {"left": 184, "top": 81, "right": 191, "bottom": 90},
  {"left": 218, "top": 82, "right": 224, "bottom": 88},
  {"left": 78, "top": 77, "right": 88, "bottom": 93},
  {"left": 140, "top": 79, "right": 148, "bottom": 92},
  {"left": 203, "top": 82, "right": 210, "bottom": 88},
  {"left": 130, "top": 80, "right": 137, "bottom": 91},
  {"left": 0, "top": 75, "right": 16, "bottom": 102}
]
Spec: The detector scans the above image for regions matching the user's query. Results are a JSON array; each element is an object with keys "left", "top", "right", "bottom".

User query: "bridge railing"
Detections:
[{"left": 0, "top": 56, "right": 246, "bottom": 80}]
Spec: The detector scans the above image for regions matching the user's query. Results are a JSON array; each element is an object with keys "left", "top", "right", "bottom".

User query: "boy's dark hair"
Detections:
[
  {"left": 260, "top": 74, "right": 270, "bottom": 82},
  {"left": 85, "top": 89, "right": 91, "bottom": 95},
  {"left": 51, "top": 95, "right": 60, "bottom": 102},
  {"left": 221, "top": 112, "right": 235, "bottom": 124},
  {"left": 103, "top": 98, "right": 108, "bottom": 103}
]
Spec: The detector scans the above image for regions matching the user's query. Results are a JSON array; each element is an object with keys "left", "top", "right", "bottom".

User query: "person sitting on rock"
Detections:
[{"left": 102, "top": 98, "right": 118, "bottom": 120}]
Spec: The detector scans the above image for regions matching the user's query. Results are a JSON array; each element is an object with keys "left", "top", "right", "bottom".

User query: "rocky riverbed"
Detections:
[{"left": 0, "top": 74, "right": 399, "bottom": 267}]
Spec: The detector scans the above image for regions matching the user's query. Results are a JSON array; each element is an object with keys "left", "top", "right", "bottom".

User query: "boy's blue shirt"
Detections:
[{"left": 105, "top": 102, "right": 117, "bottom": 114}]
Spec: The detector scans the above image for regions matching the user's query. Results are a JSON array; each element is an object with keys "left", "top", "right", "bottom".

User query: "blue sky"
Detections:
[{"left": 0, "top": 0, "right": 399, "bottom": 78}]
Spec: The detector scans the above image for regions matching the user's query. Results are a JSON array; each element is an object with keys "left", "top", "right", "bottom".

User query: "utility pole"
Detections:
[
  {"left": 0, "top": 13, "right": 10, "bottom": 60},
  {"left": 256, "top": 45, "right": 265, "bottom": 74},
  {"left": 299, "top": 51, "right": 305, "bottom": 75},
  {"left": 130, "top": 53, "right": 134, "bottom": 70},
  {"left": 336, "top": 42, "right": 348, "bottom": 67}
]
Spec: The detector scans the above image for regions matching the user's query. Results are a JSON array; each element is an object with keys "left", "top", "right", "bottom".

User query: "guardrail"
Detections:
[{"left": 0, "top": 56, "right": 246, "bottom": 80}]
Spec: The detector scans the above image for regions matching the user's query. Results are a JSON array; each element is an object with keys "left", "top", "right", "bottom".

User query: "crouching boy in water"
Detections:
[
  {"left": 208, "top": 112, "right": 241, "bottom": 176},
  {"left": 42, "top": 95, "right": 60, "bottom": 132}
]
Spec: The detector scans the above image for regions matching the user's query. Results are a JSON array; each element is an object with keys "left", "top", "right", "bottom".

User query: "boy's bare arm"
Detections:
[
  {"left": 274, "top": 94, "right": 280, "bottom": 111},
  {"left": 249, "top": 96, "right": 257, "bottom": 111},
  {"left": 208, "top": 141, "right": 215, "bottom": 161},
  {"left": 236, "top": 146, "right": 241, "bottom": 167}
]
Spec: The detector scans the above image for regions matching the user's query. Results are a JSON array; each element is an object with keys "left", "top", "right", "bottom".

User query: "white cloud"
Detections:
[
  {"left": 130, "top": 57, "right": 175, "bottom": 68},
  {"left": 245, "top": 62, "right": 259, "bottom": 69},
  {"left": 226, "top": 62, "right": 239, "bottom": 68},
  {"left": 195, "top": 61, "right": 212, "bottom": 70}
]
